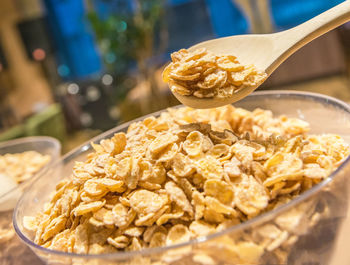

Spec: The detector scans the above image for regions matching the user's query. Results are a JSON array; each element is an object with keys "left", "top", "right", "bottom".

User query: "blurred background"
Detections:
[{"left": 0, "top": 0, "right": 349, "bottom": 152}]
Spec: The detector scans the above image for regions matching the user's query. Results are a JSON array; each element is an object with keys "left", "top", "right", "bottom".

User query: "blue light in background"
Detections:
[
  {"left": 204, "top": 0, "right": 248, "bottom": 37},
  {"left": 105, "top": 52, "right": 116, "bottom": 64},
  {"left": 116, "top": 21, "right": 127, "bottom": 33},
  {"left": 57, "top": 64, "right": 70, "bottom": 77},
  {"left": 271, "top": 0, "right": 345, "bottom": 30},
  {"left": 43, "top": 0, "right": 102, "bottom": 80},
  {"left": 167, "top": 0, "right": 191, "bottom": 6},
  {"left": 93, "top": 0, "right": 134, "bottom": 20}
]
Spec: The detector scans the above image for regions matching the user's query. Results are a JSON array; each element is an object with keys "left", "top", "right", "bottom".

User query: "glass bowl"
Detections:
[
  {"left": 0, "top": 136, "right": 61, "bottom": 264},
  {"left": 13, "top": 91, "right": 350, "bottom": 265}
]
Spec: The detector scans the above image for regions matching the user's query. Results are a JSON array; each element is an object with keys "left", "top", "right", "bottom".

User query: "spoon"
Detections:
[{"left": 172, "top": 0, "right": 350, "bottom": 109}]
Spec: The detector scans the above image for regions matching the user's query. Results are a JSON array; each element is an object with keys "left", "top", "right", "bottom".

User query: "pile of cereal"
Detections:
[
  {"left": 163, "top": 48, "right": 267, "bottom": 98},
  {"left": 0, "top": 151, "right": 51, "bottom": 184},
  {"left": 23, "top": 105, "right": 349, "bottom": 256}
]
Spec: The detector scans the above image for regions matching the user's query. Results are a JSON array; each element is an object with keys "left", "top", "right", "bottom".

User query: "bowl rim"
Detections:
[
  {"left": 13, "top": 90, "right": 350, "bottom": 260},
  {"left": 0, "top": 136, "right": 61, "bottom": 201},
  {"left": 0, "top": 136, "right": 61, "bottom": 151}
]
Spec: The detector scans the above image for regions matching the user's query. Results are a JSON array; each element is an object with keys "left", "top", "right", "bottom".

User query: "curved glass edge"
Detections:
[
  {"left": 13, "top": 90, "right": 350, "bottom": 260},
  {"left": 0, "top": 136, "right": 60, "bottom": 150}
]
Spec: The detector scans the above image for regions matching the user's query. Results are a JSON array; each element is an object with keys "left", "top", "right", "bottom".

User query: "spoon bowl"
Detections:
[{"left": 172, "top": 0, "right": 350, "bottom": 108}]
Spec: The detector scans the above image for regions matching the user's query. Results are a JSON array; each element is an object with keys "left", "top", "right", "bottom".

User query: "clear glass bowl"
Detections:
[
  {"left": 0, "top": 136, "right": 61, "bottom": 265},
  {"left": 13, "top": 91, "right": 350, "bottom": 265},
  {"left": 0, "top": 136, "right": 61, "bottom": 211}
]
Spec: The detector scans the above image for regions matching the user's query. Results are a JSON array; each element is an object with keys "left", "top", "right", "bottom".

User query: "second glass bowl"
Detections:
[{"left": 0, "top": 136, "right": 61, "bottom": 265}]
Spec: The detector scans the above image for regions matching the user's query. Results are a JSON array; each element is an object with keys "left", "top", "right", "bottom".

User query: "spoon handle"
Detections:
[{"left": 267, "top": 0, "right": 350, "bottom": 74}]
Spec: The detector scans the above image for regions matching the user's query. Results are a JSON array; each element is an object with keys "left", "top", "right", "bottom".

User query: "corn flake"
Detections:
[
  {"left": 129, "top": 190, "right": 168, "bottom": 215},
  {"left": 163, "top": 48, "right": 267, "bottom": 99}
]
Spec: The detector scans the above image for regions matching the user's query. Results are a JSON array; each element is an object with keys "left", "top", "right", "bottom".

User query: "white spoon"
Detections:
[{"left": 172, "top": 0, "right": 350, "bottom": 109}]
